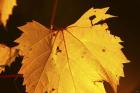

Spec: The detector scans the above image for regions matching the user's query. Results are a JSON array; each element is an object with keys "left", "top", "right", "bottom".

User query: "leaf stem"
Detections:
[{"left": 50, "top": 0, "right": 58, "bottom": 30}]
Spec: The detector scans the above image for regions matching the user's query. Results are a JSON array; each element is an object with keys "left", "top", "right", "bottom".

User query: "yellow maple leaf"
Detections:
[
  {"left": 0, "top": 0, "right": 17, "bottom": 26},
  {"left": 0, "top": 44, "right": 18, "bottom": 73},
  {"left": 16, "top": 7, "right": 129, "bottom": 93}
]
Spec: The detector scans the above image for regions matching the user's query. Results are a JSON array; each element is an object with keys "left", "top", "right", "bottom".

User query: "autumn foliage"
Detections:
[
  {"left": 0, "top": 0, "right": 16, "bottom": 26},
  {"left": 0, "top": 1, "right": 129, "bottom": 93}
]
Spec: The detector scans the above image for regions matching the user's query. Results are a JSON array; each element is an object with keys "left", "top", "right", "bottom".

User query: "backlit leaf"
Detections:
[
  {"left": 0, "top": 0, "right": 17, "bottom": 26},
  {"left": 0, "top": 44, "right": 18, "bottom": 73},
  {"left": 16, "top": 7, "right": 129, "bottom": 93}
]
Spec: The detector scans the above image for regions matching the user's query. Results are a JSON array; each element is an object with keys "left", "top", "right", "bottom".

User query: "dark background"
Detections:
[{"left": 0, "top": 0, "right": 140, "bottom": 93}]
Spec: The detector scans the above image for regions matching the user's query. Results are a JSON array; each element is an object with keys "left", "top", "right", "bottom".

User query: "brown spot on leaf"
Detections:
[{"left": 56, "top": 46, "right": 62, "bottom": 55}]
